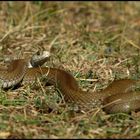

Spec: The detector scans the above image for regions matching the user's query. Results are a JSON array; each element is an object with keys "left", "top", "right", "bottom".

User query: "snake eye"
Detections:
[{"left": 36, "top": 51, "right": 40, "bottom": 55}]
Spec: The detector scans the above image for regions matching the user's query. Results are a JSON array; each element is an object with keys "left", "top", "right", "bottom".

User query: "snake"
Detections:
[{"left": 1, "top": 51, "right": 140, "bottom": 114}]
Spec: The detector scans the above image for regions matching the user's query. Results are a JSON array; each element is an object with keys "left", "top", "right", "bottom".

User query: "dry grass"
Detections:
[{"left": 0, "top": 1, "right": 140, "bottom": 138}]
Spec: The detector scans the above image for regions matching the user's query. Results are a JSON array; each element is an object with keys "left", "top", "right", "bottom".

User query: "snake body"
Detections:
[
  {"left": 1, "top": 51, "right": 140, "bottom": 114},
  {"left": 0, "top": 59, "right": 28, "bottom": 88}
]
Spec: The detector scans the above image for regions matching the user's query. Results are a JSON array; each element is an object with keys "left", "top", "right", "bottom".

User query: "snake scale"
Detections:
[{"left": 1, "top": 51, "right": 140, "bottom": 114}]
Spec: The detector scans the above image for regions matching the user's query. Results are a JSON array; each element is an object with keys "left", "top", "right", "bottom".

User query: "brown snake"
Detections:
[{"left": 1, "top": 51, "right": 140, "bottom": 114}]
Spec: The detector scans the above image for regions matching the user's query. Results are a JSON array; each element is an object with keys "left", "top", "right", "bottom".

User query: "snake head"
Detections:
[{"left": 29, "top": 50, "right": 51, "bottom": 68}]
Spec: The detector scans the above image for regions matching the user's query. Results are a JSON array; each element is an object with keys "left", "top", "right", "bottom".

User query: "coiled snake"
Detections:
[{"left": 1, "top": 51, "right": 140, "bottom": 114}]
